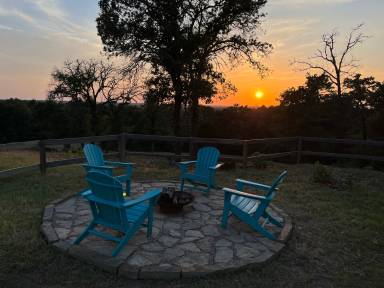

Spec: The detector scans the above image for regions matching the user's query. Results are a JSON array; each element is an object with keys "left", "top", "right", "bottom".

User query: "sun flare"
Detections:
[{"left": 255, "top": 90, "right": 264, "bottom": 99}]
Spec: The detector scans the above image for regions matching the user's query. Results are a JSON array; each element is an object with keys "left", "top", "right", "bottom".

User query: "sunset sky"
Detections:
[{"left": 0, "top": 0, "right": 383, "bottom": 106}]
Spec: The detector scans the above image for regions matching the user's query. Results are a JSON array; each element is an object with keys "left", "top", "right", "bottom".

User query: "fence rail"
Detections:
[
  {"left": 0, "top": 133, "right": 383, "bottom": 178},
  {"left": 0, "top": 140, "right": 39, "bottom": 150}
]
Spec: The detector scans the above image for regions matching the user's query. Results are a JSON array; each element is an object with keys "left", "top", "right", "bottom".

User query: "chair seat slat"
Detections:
[
  {"left": 221, "top": 171, "right": 288, "bottom": 241},
  {"left": 73, "top": 171, "right": 160, "bottom": 257}
]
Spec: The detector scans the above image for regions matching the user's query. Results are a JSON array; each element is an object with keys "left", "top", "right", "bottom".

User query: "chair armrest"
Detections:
[
  {"left": 79, "top": 188, "right": 92, "bottom": 197},
  {"left": 209, "top": 163, "right": 224, "bottom": 170},
  {"left": 223, "top": 187, "right": 267, "bottom": 201},
  {"left": 81, "top": 189, "right": 161, "bottom": 208},
  {"left": 104, "top": 161, "right": 135, "bottom": 167},
  {"left": 177, "top": 161, "right": 196, "bottom": 173},
  {"left": 82, "top": 164, "right": 114, "bottom": 171},
  {"left": 236, "top": 179, "right": 272, "bottom": 192},
  {"left": 122, "top": 189, "right": 161, "bottom": 208},
  {"left": 177, "top": 161, "right": 196, "bottom": 166},
  {"left": 82, "top": 193, "right": 122, "bottom": 208}
]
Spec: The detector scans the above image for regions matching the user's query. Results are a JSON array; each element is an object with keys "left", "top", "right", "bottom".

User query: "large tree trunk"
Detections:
[
  {"left": 191, "top": 94, "right": 199, "bottom": 137},
  {"left": 170, "top": 73, "right": 183, "bottom": 136},
  {"left": 336, "top": 73, "right": 342, "bottom": 99},
  {"left": 173, "top": 96, "right": 182, "bottom": 136},
  {"left": 172, "top": 84, "right": 183, "bottom": 160},
  {"left": 361, "top": 110, "right": 367, "bottom": 140},
  {"left": 89, "top": 102, "right": 99, "bottom": 135},
  {"left": 334, "top": 72, "right": 346, "bottom": 137}
]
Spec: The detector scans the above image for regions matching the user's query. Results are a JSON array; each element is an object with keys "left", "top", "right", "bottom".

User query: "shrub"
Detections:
[{"left": 313, "top": 161, "right": 333, "bottom": 184}]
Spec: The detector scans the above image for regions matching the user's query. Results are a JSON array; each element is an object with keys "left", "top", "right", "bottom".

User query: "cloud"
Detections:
[
  {"left": 0, "top": 4, "right": 37, "bottom": 24},
  {"left": 267, "top": 18, "right": 320, "bottom": 35},
  {"left": 263, "top": 17, "right": 320, "bottom": 54},
  {"left": 0, "top": 0, "right": 99, "bottom": 45},
  {"left": 34, "top": 0, "right": 67, "bottom": 19},
  {"left": 0, "top": 23, "right": 16, "bottom": 31}
]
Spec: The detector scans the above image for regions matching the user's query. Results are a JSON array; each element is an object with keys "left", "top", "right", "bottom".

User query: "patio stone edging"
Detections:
[
  {"left": 41, "top": 180, "right": 293, "bottom": 280},
  {"left": 41, "top": 194, "right": 77, "bottom": 244}
]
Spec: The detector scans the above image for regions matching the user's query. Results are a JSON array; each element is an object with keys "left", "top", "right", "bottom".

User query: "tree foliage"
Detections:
[
  {"left": 97, "top": 0, "right": 271, "bottom": 135},
  {"left": 279, "top": 72, "right": 384, "bottom": 139},
  {"left": 48, "top": 59, "right": 139, "bottom": 134},
  {"left": 279, "top": 74, "right": 333, "bottom": 107},
  {"left": 344, "top": 74, "right": 380, "bottom": 139}
]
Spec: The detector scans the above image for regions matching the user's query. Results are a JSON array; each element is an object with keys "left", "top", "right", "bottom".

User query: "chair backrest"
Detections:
[
  {"left": 195, "top": 146, "right": 220, "bottom": 176},
  {"left": 86, "top": 171, "right": 127, "bottom": 228},
  {"left": 266, "top": 171, "right": 288, "bottom": 199},
  {"left": 83, "top": 144, "right": 105, "bottom": 166}
]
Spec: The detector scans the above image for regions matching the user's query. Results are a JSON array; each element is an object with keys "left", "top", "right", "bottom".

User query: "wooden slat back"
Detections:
[
  {"left": 267, "top": 171, "right": 288, "bottom": 199},
  {"left": 86, "top": 171, "right": 127, "bottom": 228},
  {"left": 195, "top": 147, "right": 220, "bottom": 176},
  {"left": 84, "top": 144, "right": 105, "bottom": 166}
]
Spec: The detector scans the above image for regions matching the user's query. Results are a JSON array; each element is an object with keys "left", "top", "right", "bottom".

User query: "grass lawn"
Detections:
[
  {"left": 0, "top": 155, "right": 383, "bottom": 287},
  {"left": 0, "top": 150, "right": 83, "bottom": 170}
]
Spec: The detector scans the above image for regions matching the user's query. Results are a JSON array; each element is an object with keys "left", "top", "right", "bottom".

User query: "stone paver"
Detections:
[
  {"left": 215, "top": 246, "right": 234, "bottom": 263},
  {"left": 41, "top": 181, "right": 292, "bottom": 280}
]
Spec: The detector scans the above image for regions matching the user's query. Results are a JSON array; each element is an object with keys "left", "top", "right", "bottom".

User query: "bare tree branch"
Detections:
[{"left": 292, "top": 24, "right": 367, "bottom": 97}]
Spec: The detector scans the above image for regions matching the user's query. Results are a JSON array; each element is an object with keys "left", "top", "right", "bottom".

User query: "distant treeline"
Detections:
[{"left": 1, "top": 95, "right": 383, "bottom": 144}]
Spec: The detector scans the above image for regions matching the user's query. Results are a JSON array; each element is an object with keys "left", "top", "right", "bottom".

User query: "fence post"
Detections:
[
  {"left": 189, "top": 138, "right": 195, "bottom": 159},
  {"left": 296, "top": 136, "right": 303, "bottom": 164},
  {"left": 39, "top": 140, "right": 47, "bottom": 175},
  {"left": 242, "top": 141, "right": 248, "bottom": 168},
  {"left": 119, "top": 133, "right": 126, "bottom": 161}
]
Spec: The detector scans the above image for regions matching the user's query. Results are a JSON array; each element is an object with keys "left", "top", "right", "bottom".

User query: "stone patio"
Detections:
[{"left": 41, "top": 181, "right": 292, "bottom": 279}]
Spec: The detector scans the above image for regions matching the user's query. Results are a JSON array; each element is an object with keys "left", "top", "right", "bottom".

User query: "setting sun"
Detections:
[{"left": 255, "top": 90, "right": 264, "bottom": 99}]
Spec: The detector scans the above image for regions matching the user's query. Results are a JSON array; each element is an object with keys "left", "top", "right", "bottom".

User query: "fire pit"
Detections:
[{"left": 157, "top": 187, "right": 194, "bottom": 214}]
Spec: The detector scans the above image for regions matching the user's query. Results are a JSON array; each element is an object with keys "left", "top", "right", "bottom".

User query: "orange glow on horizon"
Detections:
[{"left": 210, "top": 63, "right": 307, "bottom": 107}]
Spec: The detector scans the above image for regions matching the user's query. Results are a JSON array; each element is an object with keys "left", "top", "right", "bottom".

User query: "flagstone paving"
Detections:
[{"left": 41, "top": 181, "right": 292, "bottom": 279}]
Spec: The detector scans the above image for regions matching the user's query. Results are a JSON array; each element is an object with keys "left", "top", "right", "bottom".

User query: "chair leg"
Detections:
[
  {"left": 147, "top": 210, "right": 154, "bottom": 239},
  {"left": 207, "top": 178, "right": 214, "bottom": 194},
  {"left": 221, "top": 212, "right": 229, "bottom": 229},
  {"left": 73, "top": 221, "right": 96, "bottom": 245},
  {"left": 126, "top": 180, "right": 131, "bottom": 196},
  {"left": 250, "top": 222, "right": 277, "bottom": 240},
  {"left": 112, "top": 222, "right": 142, "bottom": 257},
  {"left": 180, "top": 178, "right": 185, "bottom": 192},
  {"left": 221, "top": 205, "right": 230, "bottom": 229},
  {"left": 263, "top": 211, "right": 283, "bottom": 227},
  {"left": 112, "top": 232, "right": 134, "bottom": 257}
]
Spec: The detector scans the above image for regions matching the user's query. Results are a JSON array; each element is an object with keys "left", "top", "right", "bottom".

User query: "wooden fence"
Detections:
[{"left": 0, "top": 134, "right": 384, "bottom": 178}]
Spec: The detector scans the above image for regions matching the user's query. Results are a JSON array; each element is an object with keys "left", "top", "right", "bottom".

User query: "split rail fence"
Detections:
[{"left": 1, "top": 134, "right": 383, "bottom": 178}]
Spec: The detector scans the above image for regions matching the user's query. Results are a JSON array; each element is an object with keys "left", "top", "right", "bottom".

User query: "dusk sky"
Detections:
[{"left": 0, "top": 0, "right": 383, "bottom": 106}]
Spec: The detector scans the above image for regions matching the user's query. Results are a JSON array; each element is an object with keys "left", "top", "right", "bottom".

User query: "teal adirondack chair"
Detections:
[
  {"left": 178, "top": 146, "right": 223, "bottom": 193},
  {"left": 221, "top": 171, "right": 287, "bottom": 240},
  {"left": 83, "top": 144, "right": 133, "bottom": 195},
  {"left": 73, "top": 171, "right": 161, "bottom": 257}
]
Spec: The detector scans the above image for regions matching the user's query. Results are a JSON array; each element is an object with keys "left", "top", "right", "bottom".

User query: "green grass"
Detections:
[
  {"left": 0, "top": 156, "right": 383, "bottom": 287},
  {"left": 0, "top": 150, "right": 83, "bottom": 170}
]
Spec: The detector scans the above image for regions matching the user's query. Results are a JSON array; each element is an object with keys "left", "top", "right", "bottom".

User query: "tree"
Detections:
[
  {"left": 344, "top": 74, "right": 379, "bottom": 139},
  {"left": 97, "top": 0, "right": 271, "bottom": 135},
  {"left": 0, "top": 99, "right": 33, "bottom": 142},
  {"left": 369, "top": 81, "right": 384, "bottom": 111},
  {"left": 48, "top": 59, "right": 139, "bottom": 134},
  {"left": 278, "top": 74, "right": 343, "bottom": 137},
  {"left": 279, "top": 74, "right": 333, "bottom": 107},
  {"left": 366, "top": 82, "right": 384, "bottom": 138},
  {"left": 293, "top": 24, "right": 367, "bottom": 99},
  {"left": 186, "top": 67, "right": 237, "bottom": 135},
  {"left": 143, "top": 69, "right": 173, "bottom": 134}
]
